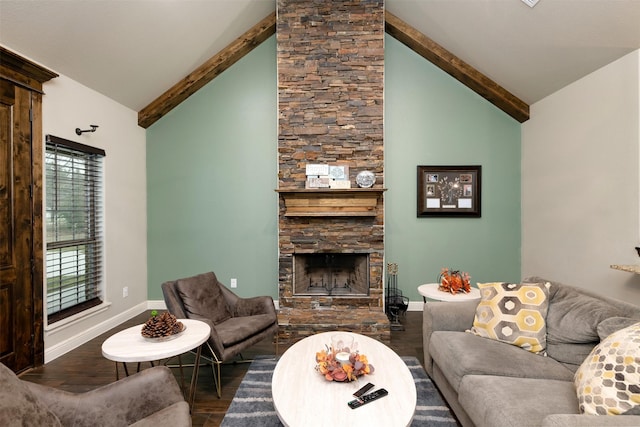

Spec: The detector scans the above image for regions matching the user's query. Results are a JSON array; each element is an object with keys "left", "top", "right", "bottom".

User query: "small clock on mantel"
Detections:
[{"left": 356, "top": 171, "right": 375, "bottom": 188}]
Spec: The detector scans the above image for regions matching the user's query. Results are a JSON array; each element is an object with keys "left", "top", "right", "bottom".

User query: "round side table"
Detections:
[
  {"left": 101, "top": 318, "right": 210, "bottom": 408},
  {"left": 418, "top": 283, "right": 481, "bottom": 302}
]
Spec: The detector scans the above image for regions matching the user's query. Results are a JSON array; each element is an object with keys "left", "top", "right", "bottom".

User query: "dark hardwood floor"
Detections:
[{"left": 19, "top": 311, "right": 426, "bottom": 426}]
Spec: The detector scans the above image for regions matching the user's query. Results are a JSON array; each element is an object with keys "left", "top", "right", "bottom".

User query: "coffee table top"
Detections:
[
  {"left": 101, "top": 318, "right": 210, "bottom": 362},
  {"left": 418, "top": 282, "right": 481, "bottom": 302},
  {"left": 272, "top": 331, "right": 416, "bottom": 427}
]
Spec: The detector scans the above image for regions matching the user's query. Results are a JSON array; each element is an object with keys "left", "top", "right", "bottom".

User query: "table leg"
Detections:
[
  {"left": 188, "top": 344, "right": 203, "bottom": 410},
  {"left": 177, "top": 354, "right": 186, "bottom": 394}
]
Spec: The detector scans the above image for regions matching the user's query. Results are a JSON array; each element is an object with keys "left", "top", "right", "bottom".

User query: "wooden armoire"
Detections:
[{"left": 0, "top": 46, "right": 57, "bottom": 373}]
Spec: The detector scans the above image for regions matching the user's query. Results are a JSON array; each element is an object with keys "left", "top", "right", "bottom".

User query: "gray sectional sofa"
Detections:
[{"left": 423, "top": 277, "right": 640, "bottom": 427}]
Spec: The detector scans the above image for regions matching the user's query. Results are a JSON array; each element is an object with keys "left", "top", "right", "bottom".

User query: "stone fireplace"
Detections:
[{"left": 276, "top": 0, "right": 389, "bottom": 343}]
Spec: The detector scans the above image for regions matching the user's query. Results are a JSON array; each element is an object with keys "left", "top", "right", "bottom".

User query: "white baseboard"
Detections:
[
  {"left": 44, "top": 302, "right": 148, "bottom": 363},
  {"left": 45, "top": 299, "right": 423, "bottom": 363},
  {"left": 147, "top": 300, "right": 167, "bottom": 310},
  {"left": 407, "top": 300, "right": 424, "bottom": 311}
]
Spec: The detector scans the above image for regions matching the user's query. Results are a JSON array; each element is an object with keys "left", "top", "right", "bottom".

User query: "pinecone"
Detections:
[{"left": 141, "top": 311, "right": 184, "bottom": 338}]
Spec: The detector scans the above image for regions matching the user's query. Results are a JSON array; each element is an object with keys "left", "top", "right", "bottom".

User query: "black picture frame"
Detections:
[{"left": 417, "top": 165, "right": 481, "bottom": 217}]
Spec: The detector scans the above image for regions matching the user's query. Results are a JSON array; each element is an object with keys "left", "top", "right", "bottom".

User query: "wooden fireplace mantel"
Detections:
[{"left": 276, "top": 188, "right": 386, "bottom": 217}]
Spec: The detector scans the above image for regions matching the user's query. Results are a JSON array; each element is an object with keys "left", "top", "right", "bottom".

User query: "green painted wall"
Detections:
[
  {"left": 147, "top": 37, "right": 278, "bottom": 300},
  {"left": 146, "top": 34, "right": 521, "bottom": 303},
  {"left": 384, "top": 35, "right": 521, "bottom": 302}
]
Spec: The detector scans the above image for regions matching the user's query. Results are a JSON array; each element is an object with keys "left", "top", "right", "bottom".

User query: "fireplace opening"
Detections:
[{"left": 294, "top": 253, "right": 369, "bottom": 296}]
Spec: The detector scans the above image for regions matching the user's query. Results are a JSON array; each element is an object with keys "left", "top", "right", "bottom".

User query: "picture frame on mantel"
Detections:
[{"left": 417, "top": 165, "right": 482, "bottom": 217}]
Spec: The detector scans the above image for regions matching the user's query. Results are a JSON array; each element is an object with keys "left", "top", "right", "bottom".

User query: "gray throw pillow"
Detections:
[{"left": 176, "top": 272, "right": 232, "bottom": 325}]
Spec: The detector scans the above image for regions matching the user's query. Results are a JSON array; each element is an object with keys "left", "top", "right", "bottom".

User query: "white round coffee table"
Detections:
[
  {"left": 272, "top": 331, "right": 416, "bottom": 426},
  {"left": 418, "top": 283, "right": 481, "bottom": 302},
  {"left": 101, "top": 318, "right": 210, "bottom": 407}
]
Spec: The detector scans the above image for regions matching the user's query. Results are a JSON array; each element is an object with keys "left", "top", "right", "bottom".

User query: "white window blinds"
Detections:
[{"left": 45, "top": 135, "right": 105, "bottom": 323}]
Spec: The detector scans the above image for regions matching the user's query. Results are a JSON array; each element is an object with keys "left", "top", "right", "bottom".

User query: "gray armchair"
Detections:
[
  {"left": 161, "top": 271, "right": 279, "bottom": 397},
  {"left": 1, "top": 363, "right": 190, "bottom": 427}
]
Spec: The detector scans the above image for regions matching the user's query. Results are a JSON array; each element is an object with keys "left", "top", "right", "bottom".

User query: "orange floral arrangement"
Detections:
[
  {"left": 315, "top": 346, "right": 375, "bottom": 382},
  {"left": 438, "top": 267, "right": 471, "bottom": 294}
]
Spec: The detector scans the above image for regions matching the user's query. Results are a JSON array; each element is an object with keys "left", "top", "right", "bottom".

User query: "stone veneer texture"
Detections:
[{"left": 276, "top": 0, "right": 385, "bottom": 311}]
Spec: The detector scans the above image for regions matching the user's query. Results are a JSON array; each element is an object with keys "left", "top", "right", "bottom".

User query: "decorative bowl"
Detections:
[{"left": 142, "top": 323, "right": 186, "bottom": 343}]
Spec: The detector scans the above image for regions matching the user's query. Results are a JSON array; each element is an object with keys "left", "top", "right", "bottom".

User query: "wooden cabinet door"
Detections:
[{"left": 0, "top": 80, "right": 39, "bottom": 373}]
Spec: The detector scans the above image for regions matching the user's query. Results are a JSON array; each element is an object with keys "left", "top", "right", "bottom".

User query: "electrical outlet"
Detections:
[
  {"left": 230, "top": 278, "right": 237, "bottom": 288},
  {"left": 122, "top": 286, "right": 129, "bottom": 298}
]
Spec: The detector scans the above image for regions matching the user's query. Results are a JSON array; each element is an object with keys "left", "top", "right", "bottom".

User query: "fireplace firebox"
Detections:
[{"left": 294, "top": 253, "right": 369, "bottom": 296}]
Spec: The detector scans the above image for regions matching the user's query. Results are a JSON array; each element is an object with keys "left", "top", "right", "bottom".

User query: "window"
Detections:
[{"left": 45, "top": 135, "right": 105, "bottom": 324}]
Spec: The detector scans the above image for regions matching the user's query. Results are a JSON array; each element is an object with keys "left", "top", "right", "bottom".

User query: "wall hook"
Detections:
[{"left": 75, "top": 125, "right": 99, "bottom": 135}]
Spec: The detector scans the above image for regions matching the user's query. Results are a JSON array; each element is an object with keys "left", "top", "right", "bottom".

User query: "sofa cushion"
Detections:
[
  {"left": 175, "top": 272, "right": 232, "bottom": 325},
  {"left": 575, "top": 322, "right": 640, "bottom": 415},
  {"left": 597, "top": 317, "right": 640, "bottom": 340},
  {"left": 544, "top": 342, "right": 597, "bottom": 373},
  {"left": 430, "top": 331, "right": 573, "bottom": 392},
  {"left": 0, "top": 363, "right": 62, "bottom": 427},
  {"left": 469, "top": 281, "right": 551, "bottom": 354},
  {"left": 459, "top": 375, "right": 579, "bottom": 427},
  {"left": 541, "top": 413, "right": 640, "bottom": 426},
  {"left": 522, "top": 277, "right": 640, "bottom": 368},
  {"left": 546, "top": 283, "right": 622, "bottom": 344}
]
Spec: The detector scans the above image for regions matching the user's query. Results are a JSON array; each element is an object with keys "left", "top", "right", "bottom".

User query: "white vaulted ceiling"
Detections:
[{"left": 1, "top": 0, "right": 639, "bottom": 112}]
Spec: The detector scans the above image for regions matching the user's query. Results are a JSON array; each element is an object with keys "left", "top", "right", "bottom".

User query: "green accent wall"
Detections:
[
  {"left": 384, "top": 35, "right": 521, "bottom": 301},
  {"left": 146, "top": 37, "right": 278, "bottom": 300},
  {"left": 146, "top": 34, "right": 521, "bottom": 302}
]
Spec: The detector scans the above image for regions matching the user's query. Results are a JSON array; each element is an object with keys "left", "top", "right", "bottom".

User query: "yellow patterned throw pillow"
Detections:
[
  {"left": 469, "top": 282, "right": 551, "bottom": 354},
  {"left": 574, "top": 322, "right": 640, "bottom": 415}
]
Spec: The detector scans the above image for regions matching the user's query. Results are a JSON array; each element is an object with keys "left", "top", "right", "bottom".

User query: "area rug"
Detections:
[{"left": 220, "top": 355, "right": 457, "bottom": 426}]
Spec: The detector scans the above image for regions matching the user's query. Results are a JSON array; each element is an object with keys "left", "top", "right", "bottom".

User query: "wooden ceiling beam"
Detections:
[
  {"left": 139, "top": 10, "right": 529, "bottom": 128},
  {"left": 385, "top": 12, "right": 529, "bottom": 123},
  {"left": 138, "top": 12, "right": 276, "bottom": 129}
]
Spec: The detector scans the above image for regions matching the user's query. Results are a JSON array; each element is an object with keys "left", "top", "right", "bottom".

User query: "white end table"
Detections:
[
  {"left": 272, "top": 331, "right": 416, "bottom": 426},
  {"left": 418, "top": 283, "right": 481, "bottom": 302},
  {"left": 101, "top": 318, "right": 210, "bottom": 408}
]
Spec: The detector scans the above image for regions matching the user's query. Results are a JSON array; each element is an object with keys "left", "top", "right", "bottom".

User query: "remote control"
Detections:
[
  {"left": 348, "top": 388, "right": 388, "bottom": 409},
  {"left": 353, "top": 382, "right": 374, "bottom": 397}
]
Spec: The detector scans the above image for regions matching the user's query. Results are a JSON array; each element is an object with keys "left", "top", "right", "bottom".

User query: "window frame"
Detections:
[{"left": 45, "top": 135, "right": 106, "bottom": 324}]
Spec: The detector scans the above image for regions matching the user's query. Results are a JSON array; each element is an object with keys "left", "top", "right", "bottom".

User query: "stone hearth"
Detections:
[{"left": 276, "top": 0, "right": 389, "bottom": 344}]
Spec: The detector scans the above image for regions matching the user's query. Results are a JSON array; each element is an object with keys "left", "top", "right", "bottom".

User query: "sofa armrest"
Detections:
[
  {"left": 541, "top": 414, "right": 640, "bottom": 426},
  {"left": 425, "top": 300, "right": 478, "bottom": 332},
  {"left": 25, "top": 366, "right": 188, "bottom": 427},
  {"left": 423, "top": 300, "right": 478, "bottom": 376}
]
